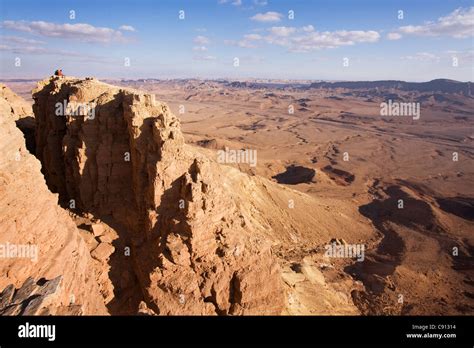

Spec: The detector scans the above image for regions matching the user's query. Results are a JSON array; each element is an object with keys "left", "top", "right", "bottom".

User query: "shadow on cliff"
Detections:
[
  {"left": 99, "top": 216, "right": 145, "bottom": 315},
  {"left": 77, "top": 97, "right": 145, "bottom": 315},
  {"left": 36, "top": 91, "right": 146, "bottom": 315},
  {"left": 15, "top": 116, "right": 36, "bottom": 155}
]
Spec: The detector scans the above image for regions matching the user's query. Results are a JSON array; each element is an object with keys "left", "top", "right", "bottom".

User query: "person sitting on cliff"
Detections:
[{"left": 54, "top": 69, "right": 64, "bottom": 77}]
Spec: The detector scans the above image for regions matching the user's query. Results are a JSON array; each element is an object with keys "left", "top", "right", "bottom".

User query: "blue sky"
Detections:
[{"left": 0, "top": 0, "right": 473, "bottom": 81}]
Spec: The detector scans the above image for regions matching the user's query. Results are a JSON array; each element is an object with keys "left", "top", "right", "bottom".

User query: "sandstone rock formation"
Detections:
[
  {"left": 32, "top": 76, "right": 289, "bottom": 315},
  {"left": 0, "top": 83, "right": 35, "bottom": 153},
  {"left": 0, "top": 83, "right": 32, "bottom": 121},
  {"left": 0, "top": 85, "right": 107, "bottom": 315}
]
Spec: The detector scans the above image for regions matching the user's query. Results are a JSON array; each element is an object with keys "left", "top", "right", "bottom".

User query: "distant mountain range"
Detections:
[
  {"left": 222, "top": 79, "right": 473, "bottom": 95},
  {"left": 1, "top": 78, "right": 472, "bottom": 96},
  {"left": 308, "top": 79, "right": 472, "bottom": 96}
]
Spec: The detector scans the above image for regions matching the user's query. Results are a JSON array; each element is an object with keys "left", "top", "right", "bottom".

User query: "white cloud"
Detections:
[
  {"left": 251, "top": 11, "right": 282, "bottom": 22},
  {"left": 0, "top": 44, "right": 47, "bottom": 54},
  {"left": 243, "top": 33, "right": 262, "bottom": 40},
  {"left": 446, "top": 49, "right": 474, "bottom": 60},
  {"left": 401, "top": 52, "right": 440, "bottom": 62},
  {"left": 288, "top": 29, "right": 380, "bottom": 51},
  {"left": 275, "top": 27, "right": 380, "bottom": 51},
  {"left": 1, "top": 20, "right": 130, "bottom": 43},
  {"left": 254, "top": 0, "right": 268, "bottom": 5},
  {"left": 391, "top": 7, "right": 474, "bottom": 39},
  {"left": 193, "top": 46, "right": 208, "bottom": 51},
  {"left": 238, "top": 41, "right": 257, "bottom": 48},
  {"left": 224, "top": 39, "right": 254, "bottom": 48},
  {"left": 0, "top": 33, "right": 111, "bottom": 63},
  {"left": 119, "top": 25, "right": 136, "bottom": 32},
  {"left": 0, "top": 35, "right": 45, "bottom": 45},
  {"left": 0, "top": 43, "right": 83, "bottom": 57},
  {"left": 224, "top": 34, "right": 262, "bottom": 48},
  {"left": 268, "top": 26, "right": 296, "bottom": 37},
  {"left": 227, "top": 26, "right": 380, "bottom": 51},
  {"left": 193, "top": 35, "right": 210, "bottom": 45},
  {"left": 193, "top": 55, "right": 217, "bottom": 61},
  {"left": 387, "top": 32, "right": 402, "bottom": 40},
  {"left": 240, "top": 55, "right": 265, "bottom": 64},
  {"left": 232, "top": 0, "right": 242, "bottom": 6}
]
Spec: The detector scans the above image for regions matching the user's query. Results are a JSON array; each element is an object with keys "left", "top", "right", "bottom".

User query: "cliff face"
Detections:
[
  {"left": 0, "top": 83, "right": 32, "bottom": 121},
  {"left": 0, "top": 85, "right": 107, "bottom": 315},
  {"left": 0, "top": 83, "right": 36, "bottom": 154},
  {"left": 33, "top": 77, "right": 285, "bottom": 315}
]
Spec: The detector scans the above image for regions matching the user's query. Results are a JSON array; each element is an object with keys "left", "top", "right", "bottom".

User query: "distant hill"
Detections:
[{"left": 308, "top": 79, "right": 472, "bottom": 96}]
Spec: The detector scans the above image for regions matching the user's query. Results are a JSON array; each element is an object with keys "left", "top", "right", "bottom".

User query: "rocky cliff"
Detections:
[
  {"left": 0, "top": 83, "right": 32, "bottom": 121},
  {"left": 0, "top": 84, "right": 107, "bottom": 315},
  {"left": 32, "top": 76, "right": 289, "bottom": 315}
]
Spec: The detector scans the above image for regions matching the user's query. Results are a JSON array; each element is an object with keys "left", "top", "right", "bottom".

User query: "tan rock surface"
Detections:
[
  {"left": 0, "top": 83, "right": 32, "bottom": 121},
  {"left": 0, "top": 85, "right": 107, "bottom": 315}
]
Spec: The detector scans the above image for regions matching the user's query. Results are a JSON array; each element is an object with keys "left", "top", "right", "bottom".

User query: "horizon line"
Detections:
[{"left": 0, "top": 77, "right": 472, "bottom": 84}]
